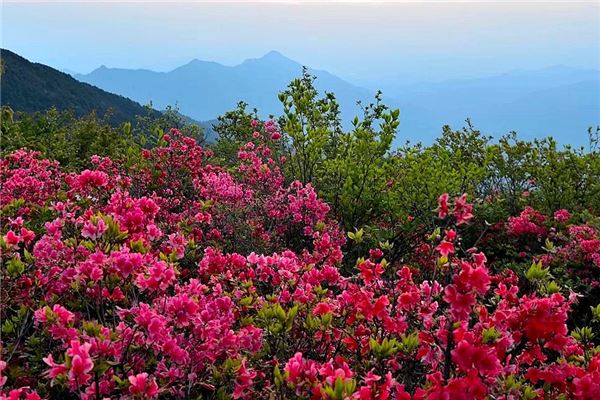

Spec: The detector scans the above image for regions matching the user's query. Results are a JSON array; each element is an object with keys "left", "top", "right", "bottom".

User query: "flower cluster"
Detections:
[
  {"left": 507, "top": 206, "right": 547, "bottom": 237},
  {"left": 1, "top": 123, "right": 599, "bottom": 399}
]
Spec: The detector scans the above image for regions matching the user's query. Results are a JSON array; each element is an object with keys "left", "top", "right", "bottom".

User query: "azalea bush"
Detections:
[
  {"left": 472, "top": 205, "right": 600, "bottom": 321},
  {"left": 1, "top": 121, "right": 600, "bottom": 400}
]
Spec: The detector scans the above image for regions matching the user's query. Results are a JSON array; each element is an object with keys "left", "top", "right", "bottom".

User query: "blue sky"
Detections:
[{"left": 2, "top": 1, "right": 599, "bottom": 84}]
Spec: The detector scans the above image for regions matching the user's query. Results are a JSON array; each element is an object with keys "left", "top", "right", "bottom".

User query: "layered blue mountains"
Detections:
[{"left": 3, "top": 48, "right": 598, "bottom": 147}]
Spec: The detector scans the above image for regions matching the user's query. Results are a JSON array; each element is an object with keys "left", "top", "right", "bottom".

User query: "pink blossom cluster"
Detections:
[{"left": 507, "top": 206, "right": 547, "bottom": 237}]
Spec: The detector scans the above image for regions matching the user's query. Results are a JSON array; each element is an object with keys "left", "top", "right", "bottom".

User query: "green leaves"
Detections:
[
  {"left": 525, "top": 260, "right": 550, "bottom": 282},
  {"left": 369, "top": 336, "right": 398, "bottom": 359},
  {"left": 103, "top": 214, "right": 128, "bottom": 243},
  {"left": 543, "top": 238, "right": 555, "bottom": 252},
  {"left": 379, "top": 240, "right": 393, "bottom": 250},
  {"left": 571, "top": 326, "right": 594, "bottom": 343},
  {"left": 369, "top": 334, "right": 419, "bottom": 359},
  {"left": 347, "top": 228, "right": 364, "bottom": 243},
  {"left": 6, "top": 257, "right": 25, "bottom": 277},
  {"left": 522, "top": 385, "right": 539, "bottom": 400},
  {"left": 257, "top": 303, "right": 299, "bottom": 334},
  {"left": 399, "top": 332, "right": 420, "bottom": 354},
  {"left": 273, "top": 365, "right": 285, "bottom": 388},
  {"left": 1, "top": 198, "right": 26, "bottom": 219},
  {"left": 591, "top": 304, "right": 600, "bottom": 321},
  {"left": 304, "top": 310, "right": 332, "bottom": 331},
  {"left": 1, "top": 306, "right": 28, "bottom": 335},
  {"left": 482, "top": 327, "right": 500, "bottom": 344},
  {"left": 129, "top": 239, "right": 148, "bottom": 254},
  {"left": 540, "top": 281, "right": 561, "bottom": 295},
  {"left": 239, "top": 296, "right": 253, "bottom": 307},
  {"left": 322, "top": 376, "right": 357, "bottom": 400}
]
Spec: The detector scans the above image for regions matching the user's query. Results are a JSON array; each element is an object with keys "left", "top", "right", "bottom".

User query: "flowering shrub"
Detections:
[
  {"left": 474, "top": 203, "right": 600, "bottom": 308},
  {"left": 1, "top": 123, "right": 599, "bottom": 399}
]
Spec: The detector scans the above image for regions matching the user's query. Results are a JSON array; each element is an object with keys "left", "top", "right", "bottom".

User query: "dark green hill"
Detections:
[{"left": 0, "top": 49, "right": 156, "bottom": 124}]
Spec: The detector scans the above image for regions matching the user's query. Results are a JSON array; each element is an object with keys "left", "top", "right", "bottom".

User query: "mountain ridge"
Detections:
[{"left": 76, "top": 50, "right": 382, "bottom": 129}]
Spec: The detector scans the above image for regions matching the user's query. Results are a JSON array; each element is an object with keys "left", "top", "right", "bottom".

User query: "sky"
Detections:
[{"left": 2, "top": 1, "right": 599, "bottom": 84}]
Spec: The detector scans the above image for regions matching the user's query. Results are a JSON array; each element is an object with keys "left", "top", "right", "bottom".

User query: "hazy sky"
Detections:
[{"left": 2, "top": 1, "right": 599, "bottom": 84}]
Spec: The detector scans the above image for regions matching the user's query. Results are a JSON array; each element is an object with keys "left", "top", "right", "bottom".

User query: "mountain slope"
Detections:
[{"left": 0, "top": 49, "right": 156, "bottom": 124}]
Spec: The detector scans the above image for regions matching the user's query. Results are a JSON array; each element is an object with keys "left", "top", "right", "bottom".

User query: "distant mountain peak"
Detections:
[
  {"left": 241, "top": 50, "right": 297, "bottom": 67},
  {"left": 262, "top": 50, "right": 286, "bottom": 60},
  {"left": 185, "top": 58, "right": 218, "bottom": 66},
  {"left": 166, "top": 57, "right": 224, "bottom": 73},
  {"left": 85, "top": 65, "right": 110, "bottom": 75}
]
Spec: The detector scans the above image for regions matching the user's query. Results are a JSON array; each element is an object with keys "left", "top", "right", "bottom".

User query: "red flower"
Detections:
[
  {"left": 437, "top": 193, "right": 449, "bottom": 219},
  {"left": 452, "top": 339, "right": 501, "bottom": 376},
  {"left": 436, "top": 241, "right": 454, "bottom": 257},
  {"left": 313, "top": 302, "right": 333, "bottom": 316},
  {"left": 443, "top": 285, "right": 475, "bottom": 320},
  {"left": 4, "top": 230, "right": 20, "bottom": 247},
  {"left": 66, "top": 340, "right": 94, "bottom": 387},
  {"left": 554, "top": 209, "right": 571, "bottom": 222},
  {"left": 453, "top": 193, "right": 474, "bottom": 225}
]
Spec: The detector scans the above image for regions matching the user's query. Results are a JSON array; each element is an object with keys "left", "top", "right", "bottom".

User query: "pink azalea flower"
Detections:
[{"left": 128, "top": 373, "right": 159, "bottom": 398}]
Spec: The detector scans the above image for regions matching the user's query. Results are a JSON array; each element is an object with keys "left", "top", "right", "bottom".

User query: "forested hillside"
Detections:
[{"left": 0, "top": 49, "right": 157, "bottom": 124}]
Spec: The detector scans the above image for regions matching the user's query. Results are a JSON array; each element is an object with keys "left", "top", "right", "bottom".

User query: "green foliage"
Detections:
[
  {"left": 1, "top": 107, "right": 140, "bottom": 170},
  {"left": 279, "top": 69, "right": 398, "bottom": 234},
  {"left": 279, "top": 69, "right": 344, "bottom": 185},
  {"left": 485, "top": 132, "right": 600, "bottom": 214},
  {"left": 135, "top": 104, "right": 205, "bottom": 146},
  {"left": 386, "top": 123, "right": 491, "bottom": 227},
  {"left": 525, "top": 260, "right": 550, "bottom": 283},
  {"left": 211, "top": 101, "right": 257, "bottom": 165},
  {"left": 1, "top": 104, "right": 204, "bottom": 171}
]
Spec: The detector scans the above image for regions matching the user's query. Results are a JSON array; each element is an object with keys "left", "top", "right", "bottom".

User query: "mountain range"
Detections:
[
  {"left": 2, "top": 48, "right": 598, "bottom": 147},
  {"left": 75, "top": 51, "right": 599, "bottom": 146},
  {"left": 381, "top": 66, "right": 600, "bottom": 144},
  {"left": 74, "top": 51, "right": 379, "bottom": 129}
]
